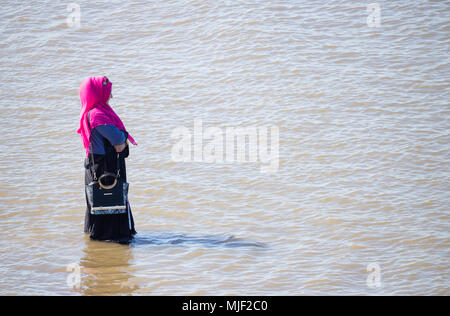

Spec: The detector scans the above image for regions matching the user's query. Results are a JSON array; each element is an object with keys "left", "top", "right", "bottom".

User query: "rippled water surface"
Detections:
[{"left": 0, "top": 1, "right": 449, "bottom": 295}]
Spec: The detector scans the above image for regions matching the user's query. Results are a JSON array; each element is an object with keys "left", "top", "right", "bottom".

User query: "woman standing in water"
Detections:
[{"left": 77, "top": 76, "right": 137, "bottom": 242}]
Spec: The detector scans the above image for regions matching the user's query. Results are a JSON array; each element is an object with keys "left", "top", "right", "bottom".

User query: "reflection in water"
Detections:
[
  {"left": 130, "top": 231, "right": 267, "bottom": 249},
  {"left": 78, "top": 236, "right": 138, "bottom": 296}
]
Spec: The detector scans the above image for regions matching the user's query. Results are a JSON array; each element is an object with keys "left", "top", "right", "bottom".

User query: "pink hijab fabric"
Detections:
[{"left": 77, "top": 76, "right": 137, "bottom": 156}]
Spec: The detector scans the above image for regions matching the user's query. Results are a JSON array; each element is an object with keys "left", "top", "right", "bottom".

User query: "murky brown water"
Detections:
[{"left": 0, "top": 1, "right": 449, "bottom": 295}]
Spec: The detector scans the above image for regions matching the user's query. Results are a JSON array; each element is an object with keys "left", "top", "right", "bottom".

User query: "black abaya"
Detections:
[{"left": 84, "top": 135, "right": 136, "bottom": 242}]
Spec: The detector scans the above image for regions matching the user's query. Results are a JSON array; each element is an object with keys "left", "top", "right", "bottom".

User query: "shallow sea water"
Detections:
[{"left": 0, "top": 1, "right": 449, "bottom": 295}]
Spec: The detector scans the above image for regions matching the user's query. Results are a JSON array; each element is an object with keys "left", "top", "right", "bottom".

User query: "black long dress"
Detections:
[{"left": 84, "top": 132, "right": 136, "bottom": 243}]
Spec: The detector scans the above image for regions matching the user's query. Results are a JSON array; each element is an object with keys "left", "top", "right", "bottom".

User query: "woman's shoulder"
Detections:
[{"left": 89, "top": 108, "right": 115, "bottom": 125}]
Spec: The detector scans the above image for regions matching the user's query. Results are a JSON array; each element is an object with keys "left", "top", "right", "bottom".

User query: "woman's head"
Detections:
[
  {"left": 77, "top": 76, "right": 136, "bottom": 155},
  {"left": 79, "top": 76, "right": 112, "bottom": 111}
]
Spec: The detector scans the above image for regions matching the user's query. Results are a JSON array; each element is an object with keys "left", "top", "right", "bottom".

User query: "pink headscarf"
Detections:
[{"left": 77, "top": 76, "right": 137, "bottom": 156}]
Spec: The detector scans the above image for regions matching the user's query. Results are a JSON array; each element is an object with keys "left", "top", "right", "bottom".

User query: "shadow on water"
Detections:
[
  {"left": 76, "top": 232, "right": 266, "bottom": 295},
  {"left": 129, "top": 231, "right": 268, "bottom": 249}
]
